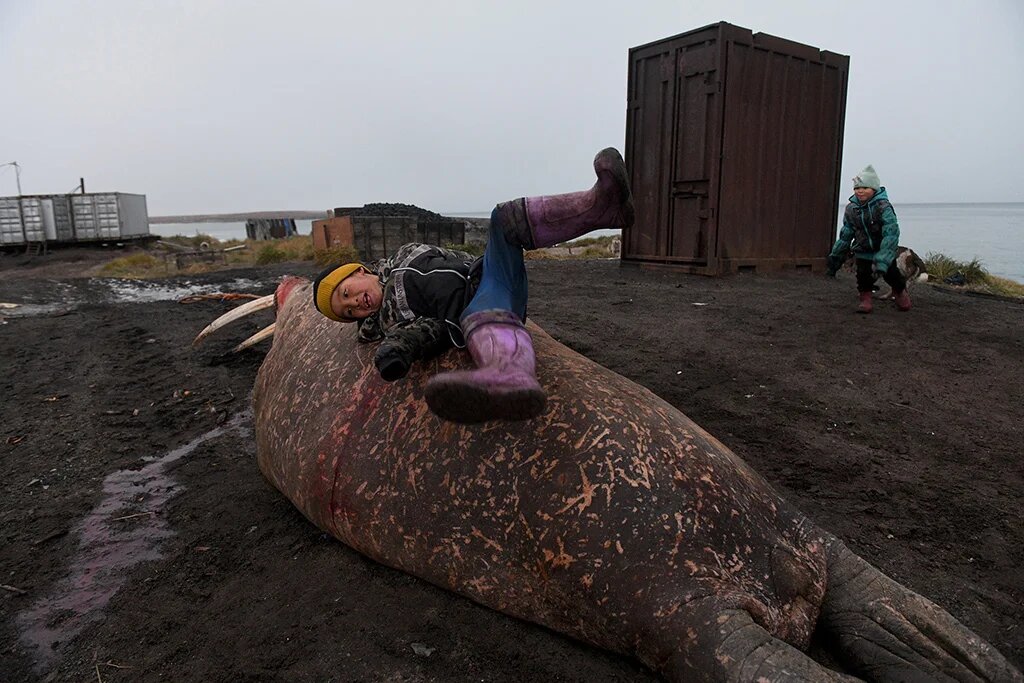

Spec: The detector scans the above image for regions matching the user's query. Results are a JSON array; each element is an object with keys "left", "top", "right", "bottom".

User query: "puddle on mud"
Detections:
[
  {"left": 0, "top": 303, "right": 76, "bottom": 318},
  {"left": 0, "top": 281, "right": 81, "bottom": 318},
  {"left": 0, "top": 277, "right": 271, "bottom": 318},
  {"left": 16, "top": 411, "right": 252, "bottom": 669},
  {"left": 100, "top": 277, "right": 268, "bottom": 303}
]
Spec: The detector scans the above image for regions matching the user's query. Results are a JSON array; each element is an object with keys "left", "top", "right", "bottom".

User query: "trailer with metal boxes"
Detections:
[{"left": 0, "top": 192, "right": 150, "bottom": 247}]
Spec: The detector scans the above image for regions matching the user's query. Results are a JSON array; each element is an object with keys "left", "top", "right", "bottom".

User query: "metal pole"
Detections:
[
  {"left": 2, "top": 161, "right": 22, "bottom": 195},
  {"left": 80, "top": 177, "right": 85, "bottom": 194}
]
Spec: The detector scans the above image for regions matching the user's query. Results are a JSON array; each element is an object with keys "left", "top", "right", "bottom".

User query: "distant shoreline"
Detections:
[
  {"left": 150, "top": 211, "right": 327, "bottom": 224},
  {"left": 148, "top": 202, "right": 1024, "bottom": 224}
]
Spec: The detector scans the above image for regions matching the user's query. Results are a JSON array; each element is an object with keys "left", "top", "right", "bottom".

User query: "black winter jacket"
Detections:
[{"left": 355, "top": 243, "right": 482, "bottom": 371}]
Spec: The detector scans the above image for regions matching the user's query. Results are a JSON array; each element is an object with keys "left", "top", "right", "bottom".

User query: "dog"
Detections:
[{"left": 841, "top": 246, "right": 928, "bottom": 299}]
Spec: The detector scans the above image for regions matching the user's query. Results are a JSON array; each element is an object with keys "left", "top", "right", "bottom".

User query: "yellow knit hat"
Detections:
[{"left": 312, "top": 263, "right": 363, "bottom": 322}]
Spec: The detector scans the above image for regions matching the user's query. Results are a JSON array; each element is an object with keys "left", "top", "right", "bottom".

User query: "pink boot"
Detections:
[
  {"left": 894, "top": 288, "right": 912, "bottom": 311},
  {"left": 857, "top": 291, "right": 873, "bottom": 314},
  {"left": 494, "top": 148, "right": 635, "bottom": 250},
  {"left": 425, "top": 311, "right": 546, "bottom": 424},
  {"left": 527, "top": 147, "right": 635, "bottom": 247}
]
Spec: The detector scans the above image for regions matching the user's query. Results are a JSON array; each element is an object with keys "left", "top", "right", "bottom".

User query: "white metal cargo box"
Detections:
[{"left": 70, "top": 193, "right": 149, "bottom": 241}]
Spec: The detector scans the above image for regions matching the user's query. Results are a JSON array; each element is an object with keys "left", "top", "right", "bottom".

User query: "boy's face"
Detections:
[
  {"left": 854, "top": 186, "right": 876, "bottom": 202},
  {"left": 330, "top": 268, "right": 383, "bottom": 321}
]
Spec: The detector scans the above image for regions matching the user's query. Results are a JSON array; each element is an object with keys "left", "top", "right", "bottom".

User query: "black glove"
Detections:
[
  {"left": 374, "top": 343, "right": 412, "bottom": 381},
  {"left": 825, "top": 254, "right": 841, "bottom": 278}
]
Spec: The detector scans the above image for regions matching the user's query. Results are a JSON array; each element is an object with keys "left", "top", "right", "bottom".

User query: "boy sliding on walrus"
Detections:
[{"left": 312, "top": 147, "right": 634, "bottom": 424}]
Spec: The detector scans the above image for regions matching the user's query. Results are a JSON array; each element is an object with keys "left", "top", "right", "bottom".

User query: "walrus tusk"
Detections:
[
  {"left": 232, "top": 323, "right": 276, "bottom": 353},
  {"left": 192, "top": 294, "right": 275, "bottom": 347}
]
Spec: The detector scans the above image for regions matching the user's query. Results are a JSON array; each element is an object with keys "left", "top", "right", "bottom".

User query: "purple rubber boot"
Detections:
[
  {"left": 425, "top": 311, "right": 546, "bottom": 424},
  {"left": 496, "top": 148, "right": 635, "bottom": 250},
  {"left": 527, "top": 147, "right": 635, "bottom": 248}
]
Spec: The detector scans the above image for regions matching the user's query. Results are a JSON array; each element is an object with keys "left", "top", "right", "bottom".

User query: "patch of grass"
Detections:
[
  {"left": 924, "top": 252, "right": 987, "bottom": 283},
  {"left": 93, "top": 235, "right": 319, "bottom": 278},
  {"left": 560, "top": 235, "right": 617, "bottom": 249},
  {"left": 924, "top": 252, "right": 1024, "bottom": 299},
  {"left": 524, "top": 234, "right": 620, "bottom": 260},
  {"left": 176, "top": 262, "right": 226, "bottom": 275},
  {"left": 983, "top": 275, "right": 1024, "bottom": 298},
  {"left": 257, "top": 235, "right": 314, "bottom": 261},
  {"left": 255, "top": 244, "right": 288, "bottom": 265},
  {"left": 313, "top": 244, "right": 361, "bottom": 267},
  {"left": 222, "top": 236, "right": 315, "bottom": 266},
  {"left": 446, "top": 242, "right": 486, "bottom": 257},
  {"left": 93, "top": 233, "right": 629, "bottom": 278},
  {"left": 99, "top": 253, "right": 167, "bottom": 278},
  {"left": 161, "top": 233, "right": 222, "bottom": 249}
]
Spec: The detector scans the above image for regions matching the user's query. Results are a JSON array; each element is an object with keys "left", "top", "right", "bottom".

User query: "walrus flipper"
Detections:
[
  {"left": 666, "top": 609, "right": 859, "bottom": 682},
  {"left": 820, "top": 541, "right": 1023, "bottom": 682}
]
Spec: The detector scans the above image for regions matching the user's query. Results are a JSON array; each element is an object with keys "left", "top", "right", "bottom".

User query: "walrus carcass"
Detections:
[{"left": 198, "top": 276, "right": 1021, "bottom": 682}]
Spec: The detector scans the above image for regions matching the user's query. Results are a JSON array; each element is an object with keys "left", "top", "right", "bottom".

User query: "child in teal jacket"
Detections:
[{"left": 826, "top": 165, "right": 911, "bottom": 313}]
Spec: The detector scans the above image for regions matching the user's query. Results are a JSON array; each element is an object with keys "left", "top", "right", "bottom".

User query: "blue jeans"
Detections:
[{"left": 461, "top": 207, "right": 528, "bottom": 322}]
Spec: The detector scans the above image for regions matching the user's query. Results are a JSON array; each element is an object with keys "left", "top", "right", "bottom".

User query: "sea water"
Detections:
[
  {"left": 149, "top": 220, "right": 316, "bottom": 243},
  {"left": 149, "top": 204, "right": 1024, "bottom": 284},
  {"left": 895, "top": 203, "right": 1023, "bottom": 284}
]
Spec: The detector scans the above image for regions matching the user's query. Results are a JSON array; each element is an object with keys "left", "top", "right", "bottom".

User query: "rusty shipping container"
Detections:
[
  {"left": 624, "top": 22, "right": 849, "bottom": 274},
  {"left": 312, "top": 216, "right": 356, "bottom": 251}
]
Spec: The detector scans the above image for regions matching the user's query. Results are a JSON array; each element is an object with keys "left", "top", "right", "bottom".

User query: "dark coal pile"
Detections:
[{"left": 342, "top": 203, "right": 449, "bottom": 221}]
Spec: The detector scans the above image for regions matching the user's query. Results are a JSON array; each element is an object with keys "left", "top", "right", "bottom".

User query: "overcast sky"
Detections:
[{"left": 1, "top": 1, "right": 1022, "bottom": 215}]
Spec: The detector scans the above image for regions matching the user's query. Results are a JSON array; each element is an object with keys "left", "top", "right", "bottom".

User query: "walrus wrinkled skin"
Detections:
[{"left": 251, "top": 277, "right": 1020, "bottom": 682}]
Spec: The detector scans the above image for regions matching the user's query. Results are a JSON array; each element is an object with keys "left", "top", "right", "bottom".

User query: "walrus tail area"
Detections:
[
  {"left": 817, "top": 539, "right": 1022, "bottom": 681},
  {"left": 661, "top": 604, "right": 858, "bottom": 681},
  {"left": 657, "top": 539, "right": 1021, "bottom": 682}
]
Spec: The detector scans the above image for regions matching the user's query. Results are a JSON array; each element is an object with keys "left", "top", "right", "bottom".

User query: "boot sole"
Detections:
[
  {"left": 425, "top": 380, "right": 547, "bottom": 424},
  {"left": 594, "top": 148, "right": 635, "bottom": 230}
]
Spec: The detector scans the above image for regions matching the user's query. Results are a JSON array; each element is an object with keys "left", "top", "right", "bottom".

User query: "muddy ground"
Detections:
[{"left": 0, "top": 246, "right": 1021, "bottom": 682}]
